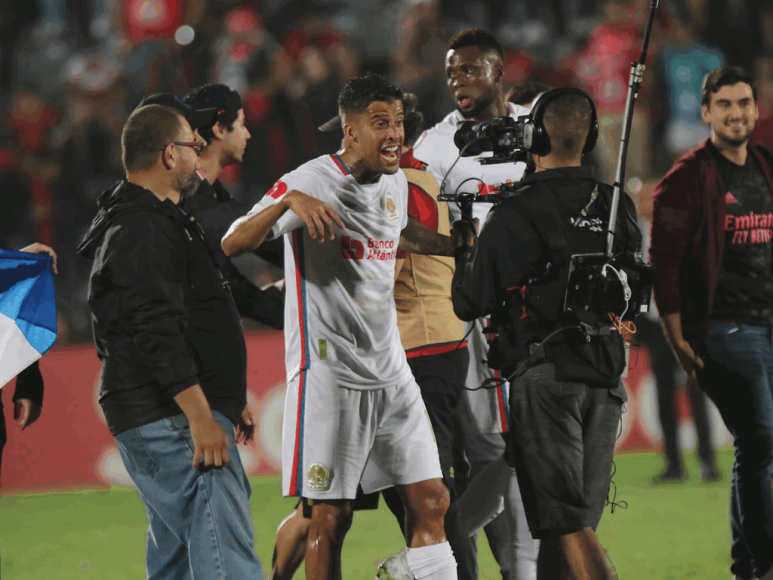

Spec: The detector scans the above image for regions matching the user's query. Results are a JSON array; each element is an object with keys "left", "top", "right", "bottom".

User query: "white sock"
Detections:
[{"left": 406, "top": 541, "right": 457, "bottom": 580}]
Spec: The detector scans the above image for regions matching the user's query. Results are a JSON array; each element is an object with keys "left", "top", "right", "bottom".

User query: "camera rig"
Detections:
[{"left": 442, "top": 0, "right": 660, "bottom": 331}]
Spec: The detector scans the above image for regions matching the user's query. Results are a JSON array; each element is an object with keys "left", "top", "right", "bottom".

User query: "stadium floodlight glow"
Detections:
[{"left": 175, "top": 25, "right": 195, "bottom": 46}]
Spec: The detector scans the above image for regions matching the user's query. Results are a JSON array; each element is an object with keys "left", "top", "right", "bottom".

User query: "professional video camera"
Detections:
[
  {"left": 436, "top": 118, "right": 528, "bottom": 219},
  {"left": 445, "top": 83, "right": 656, "bottom": 332},
  {"left": 452, "top": 116, "right": 531, "bottom": 165}
]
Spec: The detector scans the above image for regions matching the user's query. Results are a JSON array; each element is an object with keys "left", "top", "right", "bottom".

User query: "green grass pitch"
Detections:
[{"left": 0, "top": 450, "right": 736, "bottom": 579}]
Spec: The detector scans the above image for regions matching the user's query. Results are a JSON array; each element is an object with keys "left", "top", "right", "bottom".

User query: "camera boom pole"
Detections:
[{"left": 605, "top": 0, "right": 660, "bottom": 257}]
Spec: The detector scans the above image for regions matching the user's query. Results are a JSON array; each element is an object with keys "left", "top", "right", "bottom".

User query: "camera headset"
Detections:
[{"left": 521, "top": 87, "right": 599, "bottom": 156}]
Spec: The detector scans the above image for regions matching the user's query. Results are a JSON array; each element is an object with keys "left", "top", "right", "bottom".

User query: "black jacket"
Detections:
[
  {"left": 452, "top": 167, "right": 641, "bottom": 384},
  {"left": 183, "top": 178, "right": 283, "bottom": 329},
  {"left": 77, "top": 181, "right": 247, "bottom": 435}
]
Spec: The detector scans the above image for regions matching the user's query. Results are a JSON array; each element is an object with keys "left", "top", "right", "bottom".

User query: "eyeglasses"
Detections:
[{"left": 162, "top": 141, "right": 205, "bottom": 156}]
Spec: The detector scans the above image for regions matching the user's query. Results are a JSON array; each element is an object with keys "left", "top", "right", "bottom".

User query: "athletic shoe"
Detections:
[
  {"left": 701, "top": 462, "right": 723, "bottom": 483},
  {"left": 652, "top": 464, "right": 685, "bottom": 483}
]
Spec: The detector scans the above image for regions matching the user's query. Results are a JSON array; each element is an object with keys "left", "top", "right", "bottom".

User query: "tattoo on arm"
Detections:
[{"left": 399, "top": 218, "right": 454, "bottom": 256}]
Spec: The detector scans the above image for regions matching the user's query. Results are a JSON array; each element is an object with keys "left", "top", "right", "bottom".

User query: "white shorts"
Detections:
[
  {"left": 281, "top": 370, "right": 443, "bottom": 500},
  {"left": 459, "top": 317, "right": 510, "bottom": 435}
]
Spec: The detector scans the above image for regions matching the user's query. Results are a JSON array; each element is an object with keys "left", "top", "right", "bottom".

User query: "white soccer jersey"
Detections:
[
  {"left": 242, "top": 153, "right": 413, "bottom": 391},
  {"left": 412, "top": 102, "right": 531, "bottom": 228}
]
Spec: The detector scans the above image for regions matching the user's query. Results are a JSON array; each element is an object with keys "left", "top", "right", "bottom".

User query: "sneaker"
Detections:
[
  {"left": 652, "top": 464, "right": 685, "bottom": 483},
  {"left": 375, "top": 552, "right": 414, "bottom": 580},
  {"left": 701, "top": 462, "right": 723, "bottom": 483}
]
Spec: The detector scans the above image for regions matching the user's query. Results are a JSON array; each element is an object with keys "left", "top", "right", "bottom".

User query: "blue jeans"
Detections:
[
  {"left": 697, "top": 321, "right": 773, "bottom": 579},
  {"left": 115, "top": 411, "right": 263, "bottom": 580}
]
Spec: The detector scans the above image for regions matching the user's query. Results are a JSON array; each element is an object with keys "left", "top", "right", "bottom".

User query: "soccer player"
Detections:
[
  {"left": 264, "top": 93, "right": 477, "bottom": 580},
  {"left": 223, "top": 73, "right": 466, "bottom": 580},
  {"left": 411, "top": 27, "right": 537, "bottom": 579}
]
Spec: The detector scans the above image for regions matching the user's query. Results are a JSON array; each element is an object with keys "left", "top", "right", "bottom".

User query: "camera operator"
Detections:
[{"left": 452, "top": 88, "right": 640, "bottom": 580}]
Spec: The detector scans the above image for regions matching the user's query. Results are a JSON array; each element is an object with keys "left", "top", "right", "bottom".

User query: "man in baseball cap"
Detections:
[{"left": 136, "top": 93, "right": 218, "bottom": 133}]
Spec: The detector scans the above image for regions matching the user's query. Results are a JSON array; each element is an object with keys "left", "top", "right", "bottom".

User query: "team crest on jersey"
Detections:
[
  {"left": 385, "top": 195, "right": 400, "bottom": 222},
  {"left": 307, "top": 463, "right": 332, "bottom": 491}
]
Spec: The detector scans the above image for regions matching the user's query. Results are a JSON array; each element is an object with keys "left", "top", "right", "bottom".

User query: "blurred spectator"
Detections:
[
  {"left": 658, "top": 12, "right": 723, "bottom": 165},
  {"left": 0, "top": 3, "right": 39, "bottom": 90},
  {"left": 13, "top": 17, "right": 74, "bottom": 107},
  {"left": 8, "top": 85, "right": 61, "bottom": 248},
  {"left": 751, "top": 58, "right": 773, "bottom": 149},
  {"left": 0, "top": 133, "right": 36, "bottom": 250},
  {"left": 685, "top": 0, "right": 762, "bottom": 74},
  {"left": 391, "top": 0, "right": 451, "bottom": 127},
  {"left": 282, "top": 14, "right": 360, "bottom": 156},
  {"left": 115, "top": 0, "right": 205, "bottom": 104},
  {"left": 55, "top": 87, "right": 124, "bottom": 341},
  {"left": 211, "top": 7, "right": 300, "bottom": 198},
  {"left": 568, "top": 0, "right": 657, "bottom": 185}
]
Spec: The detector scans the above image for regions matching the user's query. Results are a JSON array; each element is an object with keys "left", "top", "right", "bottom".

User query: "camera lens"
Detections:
[{"left": 454, "top": 121, "right": 492, "bottom": 156}]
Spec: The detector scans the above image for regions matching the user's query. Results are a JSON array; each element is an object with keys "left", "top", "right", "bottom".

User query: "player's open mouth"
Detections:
[
  {"left": 457, "top": 96, "right": 472, "bottom": 109},
  {"left": 381, "top": 145, "right": 399, "bottom": 162}
]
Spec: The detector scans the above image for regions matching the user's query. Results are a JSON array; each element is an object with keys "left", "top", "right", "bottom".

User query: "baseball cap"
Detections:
[
  {"left": 318, "top": 115, "right": 342, "bottom": 132},
  {"left": 183, "top": 84, "right": 243, "bottom": 123},
  {"left": 136, "top": 93, "right": 218, "bottom": 131},
  {"left": 317, "top": 93, "right": 418, "bottom": 132}
]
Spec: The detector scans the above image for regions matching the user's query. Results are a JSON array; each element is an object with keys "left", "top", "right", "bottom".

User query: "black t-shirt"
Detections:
[{"left": 710, "top": 144, "right": 773, "bottom": 324}]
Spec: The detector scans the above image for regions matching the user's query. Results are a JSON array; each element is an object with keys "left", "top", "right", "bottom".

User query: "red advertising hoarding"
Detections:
[{"left": 0, "top": 333, "right": 731, "bottom": 493}]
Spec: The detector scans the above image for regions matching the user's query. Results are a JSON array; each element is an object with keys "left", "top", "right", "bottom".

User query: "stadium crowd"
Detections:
[
  {"left": 1, "top": 0, "right": 772, "bottom": 344},
  {"left": 4, "top": 0, "right": 773, "bottom": 579}
]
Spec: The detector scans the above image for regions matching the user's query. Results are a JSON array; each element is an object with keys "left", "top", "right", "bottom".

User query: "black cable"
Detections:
[
  {"left": 448, "top": 321, "right": 477, "bottom": 390},
  {"left": 438, "top": 137, "right": 487, "bottom": 199},
  {"left": 607, "top": 401, "right": 629, "bottom": 513},
  {"left": 463, "top": 324, "right": 582, "bottom": 391},
  {"left": 504, "top": 325, "right": 583, "bottom": 383}
]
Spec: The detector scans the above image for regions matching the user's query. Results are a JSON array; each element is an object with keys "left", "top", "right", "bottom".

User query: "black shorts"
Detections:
[
  {"left": 508, "top": 361, "right": 626, "bottom": 539},
  {"left": 299, "top": 485, "right": 381, "bottom": 518},
  {"left": 407, "top": 346, "right": 469, "bottom": 496}
]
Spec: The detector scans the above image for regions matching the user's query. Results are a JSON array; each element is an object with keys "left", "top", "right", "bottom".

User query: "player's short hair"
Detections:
[
  {"left": 448, "top": 28, "right": 504, "bottom": 60},
  {"left": 402, "top": 93, "right": 425, "bottom": 148},
  {"left": 184, "top": 83, "right": 243, "bottom": 144},
  {"left": 542, "top": 92, "right": 592, "bottom": 160},
  {"left": 121, "top": 105, "right": 186, "bottom": 173},
  {"left": 338, "top": 73, "right": 404, "bottom": 118},
  {"left": 701, "top": 66, "right": 757, "bottom": 107},
  {"left": 510, "top": 82, "right": 551, "bottom": 107}
]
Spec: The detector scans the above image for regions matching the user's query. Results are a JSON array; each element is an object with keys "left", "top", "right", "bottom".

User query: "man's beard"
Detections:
[
  {"left": 175, "top": 170, "right": 201, "bottom": 197},
  {"left": 457, "top": 95, "right": 495, "bottom": 120},
  {"left": 717, "top": 130, "right": 753, "bottom": 148}
]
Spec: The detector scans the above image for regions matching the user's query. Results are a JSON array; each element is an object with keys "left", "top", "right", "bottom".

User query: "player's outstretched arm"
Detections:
[
  {"left": 399, "top": 217, "right": 466, "bottom": 256},
  {"left": 223, "top": 191, "right": 344, "bottom": 257},
  {"left": 222, "top": 201, "right": 291, "bottom": 257}
]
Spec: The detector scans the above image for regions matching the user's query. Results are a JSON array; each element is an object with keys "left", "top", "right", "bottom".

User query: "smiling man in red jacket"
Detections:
[{"left": 650, "top": 65, "right": 773, "bottom": 580}]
